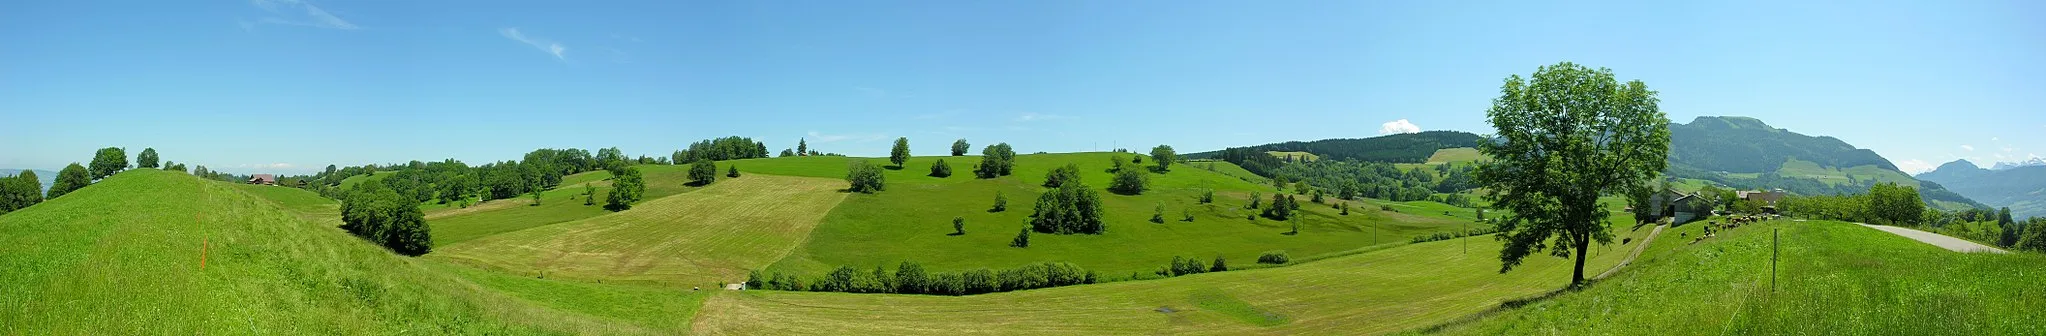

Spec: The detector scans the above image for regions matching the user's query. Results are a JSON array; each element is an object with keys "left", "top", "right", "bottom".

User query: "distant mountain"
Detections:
[
  {"left": 1989, "top": 158, "right": 2046, "bottom": 171},
  {"left": 1916, "top": 160, "right": 2046, "bottom": 220},
  {"left": 1662, "top": 116, "right": 1983, "bottom": 209},
  {"left": 0, "top": 169, "right": 58, "bottom": 193},
  {"left": 1184, "top": 131, "right": 1483, "bottom": 163}
]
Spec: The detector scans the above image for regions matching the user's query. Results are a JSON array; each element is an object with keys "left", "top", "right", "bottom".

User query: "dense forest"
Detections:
[{"left": 1667, "top": 116, "right": 1898, "bottom": 173}]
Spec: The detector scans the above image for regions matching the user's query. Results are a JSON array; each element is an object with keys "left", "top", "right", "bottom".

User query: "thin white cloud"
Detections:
[
  {"left": 1992, "top": 137, "right": 2000, "bottom": 141},
  {"left": 1960, "top": 145, "right": 1975, "bottom": 152},
  {"left": 1895, "top": 159, "right": 1935, "bottom": 175},
  {"left": 1015, "top": 113, "right": 1071, "bottom": 122},
  {"left": 248, "top": 0, "right": 358, "bottom": 30},
  {"left": 1378, "top": 119, "right": 1421, "bottom": 135},
  {"left": 806, "top": 131, "right": 887, "bottom": 143},
  {"left": 500, "top": 28, "right": 567, "bottom": 60}
]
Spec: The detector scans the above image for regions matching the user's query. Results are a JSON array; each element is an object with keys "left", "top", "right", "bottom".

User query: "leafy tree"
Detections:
[
  {"left": 596, "top": 147, "right": 627, "bottom": 171},
  {"left": 975, "top": 143, "right": 1016, "bottom": 178},
  {"left": 47, "top": 163, "right": 91, "bottom": 199},
  {"left": 689, "top": 159, "right": 718, "bottom": 185},
  {"left": 529, "top": 188, "right": 543, "bottom": 206},
  {"left": 1043, "top": 164, "right": 1081, "bottom": 188},
  {"left": 604, "top": 167, "right": 646, "bottom": 211},
  {"left": 0, "top": 171, "right": 43, "bottom": 214},
  {"left": 1340, "top": 202, "right": 1351, "bottom": 215},
  {"left": 727, "top": 165, "right": 741, "bottom": 178},
  {"left": 797, "top": 138, "right": 809, "bottom": 156},
  {"left": 889, "top": 137, "right": 911, "bottom": 168},
  {"left": 1200, "top": 189, "right": 1215, "bottom": 203},
  {"left": 1150, "top": 145, "right": 1176, "bottom": 172},
  {"left": 953, "top": 217, "right": 966, "bottom": 235},
  {"left": 1151, "top": 203, "right": 1166, "bottom": 223},
  {"left": 583, "top": 183, "right": 596, "bottom": 206},
  {"left": 1110, "top": 155, "right": 1127, "bottom": 173},
  {"left": 846, "top": 160, "right": 887, "bottom": 193},
  {"left": 1998, "top": 207, "right": 2018, "bottom": 247},
  {"left": 929, "top": 159, "right": 953, "bottom": 177},
  {"left": 1475, "top": 62, "right": 1670, "bottom": 287},
  {"left": 894, "top": 262, "right": 929, "bottom": 294},
  {"left": 137, "top": 148, "right": 160, "bottom": 169},
  {"left": 1209, "top": 256, "right": 1228, "bottom": 272},
  {"left": 1864, "top": 182, "right": 1924, "bottom": 225},
  {"left": 2017, "top": 218, "right": 2046, "bottom": 252},
  {"left": 1257, "top": 251, "right": 1290, "bottom": 264},
  {"left": 951, "top": 139, "right": 970, "bottom": 156},
  {"left": 1030, "top": 181, "right": 1106, "bottom": 234},
  {"left": 1262, "top": 193, "right": 1294, "bottom": 220},
  {"left": 1182, "top": 208, "right": 1195, "bottom": 222},
  {"left": 340, "top": 181, "right": 433, "bottom": 256},
  {"left": 88, "top": 147, "right": 129, "bottom": 180},
  {"left": 991, "top": 191, "right": 1008, "bottom": 212},
  {"left": 1311, "top": 190, "right": 1325, "bottom": 204},
  {"left": 1248, "top": 191, "right": 1262, "bottom": 209},
  {"left": 780, "top": 149, "right": 797, "bottom": 157},
  {"left": 1010, "top": 227, "right": 1030, "bottom": 248},
  {"left": 1108, "top": 165, "right": 1148, "bottom": 195}
]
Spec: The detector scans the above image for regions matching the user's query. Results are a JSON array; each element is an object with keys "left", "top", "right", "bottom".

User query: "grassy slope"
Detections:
[
  {"left": 336, "top": 171, "right": 393, "bottom": 190},
  {"left": 1187, "top": 160, "right": 1270, "bottom": 184},
  {"left": 693, "top": 217, "right": 1656, "bottom": 335},
  {"left": 1429, "top": 220, "right": 2046, "bottom": 335},
  {"left": 430, "top": 174, "right": 849, "bottom": 286},
  {"left": 1425, "top": 147, "right": 1485, "bottom": 164},
  {"left": 1267, "top": 151, "right": 1320, "bottom": 162},
  {"left": 742, "top": 153, "right": 1480, "bottom": 279},
  {"left": 1777, "top": 158, "right": 1920, "bottom": 188},
  {"left": 0, "top": 170, "right": 684, "bottom": 334},
  {"left": 426, "top": 165, "right": 705, "bottom": 247}
]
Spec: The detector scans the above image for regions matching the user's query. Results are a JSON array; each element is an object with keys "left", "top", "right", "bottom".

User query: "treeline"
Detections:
[
  {"left": 1270, "top": 160, "right": 1477, "bottom": 202},
  {"left": 1665, "top": 164, "right": 1984, "bottom": 209},
  {"left": 1410, "top": 226, "right": 1500, "bottom": 243},
  {"left": 671, "top": 136, "right": 770, "bottom": 163},
  {"left": 1184, "top": 131, "right": 1483, "bottom": 164},
  {"left": 1777, "top": 182, "right": 1925, "bottom": 225},
  {"left": 3, "top": 147, "right": 185, "bottom": 214},
  {"left": 747, "top": 262, "right": 1097, "bottom": 296}
]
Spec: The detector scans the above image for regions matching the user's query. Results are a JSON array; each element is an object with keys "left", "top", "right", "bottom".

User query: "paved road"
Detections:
[
  {"left": 1596, "top": 224, "right": 1666, "bottom": 280},
  {"left": 1858, "top": 224, "right": 2008, "bottom": 254}
]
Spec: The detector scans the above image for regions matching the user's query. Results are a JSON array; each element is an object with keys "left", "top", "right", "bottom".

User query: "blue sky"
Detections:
[{"left": 2, "top": 0, "right": 2041, "bottom": 175}]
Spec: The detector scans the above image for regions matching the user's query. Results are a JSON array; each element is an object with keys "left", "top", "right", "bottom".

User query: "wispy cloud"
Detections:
[
  {"left": 1895, "top": 159, "right": 1935, "bottom": 175},
  {"left": 807, "top": 131, "right": 888, "bottom": 143},
  {"left": 1379, "top": 119, "right": 1421, "bottom": 135},
  {"left": 247, "top": 0, "right": 359, "bottom": 30},
  {"left": 1015, "top": 113, "right": 1071, "bottom": 122},
  {"left": 1961, "top": 145, "right": 1975, "bottom": 152},
  {"left": 500, "top": 28, "right": 567, "bottom": 60}
]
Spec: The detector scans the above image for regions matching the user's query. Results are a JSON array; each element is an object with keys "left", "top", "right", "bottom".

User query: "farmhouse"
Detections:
[
  {"left": 248, "top": 174, "right": 277, "bottom": 185},
  {"left": 1738, "top": 189, "right": 1785, "bottom": 210},
  {"left": 1638, "top": 190, "right": 1710, "bottom": 224}
]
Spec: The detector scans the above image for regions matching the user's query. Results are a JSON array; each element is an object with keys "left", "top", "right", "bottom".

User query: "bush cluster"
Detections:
[
  {"left": 749, "top": 262, "right": 1096, "bottom": 296},
  {"left": 1257, "top": 251, "right": 1290, "bottom": 264}
]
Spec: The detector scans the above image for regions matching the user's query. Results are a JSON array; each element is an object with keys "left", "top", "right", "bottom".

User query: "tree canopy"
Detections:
[
  {"left": 975, "top": 143, "right": 1017, "bottom": 178},
  {"left": 340, "top": 181, "right": 433, "bottom": 256},
  {"left": 0, "top": 171, "right": 43, "bottom": 214},
  {"left": 1030, "top": 179, "right": 1106, "bottom": 234},
  {"left": 1475, "top": 62, "right": 1669, "bottom": 287},
  {"left": 47, "top": 163, "right": 91, "bottom": 199},
  {"left": 136, "top": 148, "right": 160, "bottom": 169},
  {"left": 604, "top": 166, "right": 646, "bottom": 211},
  {"left": 1149, "top": 145, "right": 1176, "bottom": 172},
  {"left": 689, "top": 159, "right": 718, "bottom": 186},
  {"left": 890, "top": 137, "right": 912, "bottom": 168},
  {"left": 846, "top": 160, "right": 886, "bottom": 193},
  {"left": 951, "top": 139, "right": 970, "bottom": 156},
  {"left": 88, "top": 147, "right": 129, "bottom": 180}
]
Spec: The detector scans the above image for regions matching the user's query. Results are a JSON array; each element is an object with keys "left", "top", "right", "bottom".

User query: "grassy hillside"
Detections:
[
  {"left": 1427, "top": 220, "right": 2046, "bottom": 334},
  {"left": 1424, "top": 147, "right": 1485, "bottom": 164},
  {"left": 431, "top": 174, "right": 849, "bottom": 286},
  {"left": 692, "top": 216, "right": 1656, "bottom": 335},
  {"left": 336, "top": 171, "right": 394, "bottom": 189},
  {"left": 425, "top": 164, "right": 708, "bottom": 246},
  {"left": 1267, "top": 151, "right": 1319, "bottom": 162},
  {"left": 1774, "top": 159, "right": 1918, "bottom": 188},
  {"left": 1188, "top": 160, "right": 1269, "bottom": 184},
  {"left": 0, "top": 169, "right": 685, "bottom": 334},
  {"left": 748, "top": 152, "right": 1485, "bottom": 279}
]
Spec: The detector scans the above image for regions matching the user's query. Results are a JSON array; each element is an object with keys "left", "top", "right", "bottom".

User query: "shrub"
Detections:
[
  {"left": 727, "top": 165, "right": 741, "bottom": 178},
  {"left": 1164, "top": 256, "right": 1207, "bottom": 276},
  {"left": 689, "top": 159, "right": 717, "bottom": 185},
  {"left": 846, "top": 160, "right": 886, "bottom": 193},
  {"left": 1210, "top": 256, "right": 1228, "bottom": 272},
  {"left": 340, "top": 181, "right": 433, "bottom": 256},
  {"left": 1199, "top": 189, "right": 1215, "bottom": 203},
  {"left": 1257, "top": 251, "right": 1290, "bottom": 264},
  {"left": 929, "top": 159, "right": 953, "bottom": 177},
  {"left": 975, "top": 143, "right": 1016, "bottom": 178},
  {"left": 1042, "top": 164, "right": 1080, "bottom": 188},
  {"left": 952, "top": 216, "right": 965, "bottom": 235},
  {"left": 1151, "top": 204, "right": 1166, "bottom": 223},
  {"left": 1108, "top": 166, "right": 1148, "bottom": 195},
  {"left": 1030, "top": 181, "right": 1106, "bottom": 234},
  {"left": 991, "top": 191, "right": 1008, "bottom": 212},
  {"left": 1010, "top": 227, "right": 1030, "bottom": 248}
]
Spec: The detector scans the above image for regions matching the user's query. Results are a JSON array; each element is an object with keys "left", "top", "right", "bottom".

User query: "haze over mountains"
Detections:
[{"left": 1916, "top": 160, "right": 2046, "bottom": 220}]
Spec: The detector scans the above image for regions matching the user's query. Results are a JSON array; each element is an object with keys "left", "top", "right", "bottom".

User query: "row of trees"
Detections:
[
  {"left": 1270, "top": 160, "right": 1469, "bottom": 202},
  {"left": 1775, "top": 182, "right": 1926, "bottom": 225},
  {"left": 748, "top": 261, "right": 1097, "bottom": 296},
  {"left": 8, "top": 147, "right": 171, "bottom": 212},
  {"left": 671, "top": 136, "right": 770, "bottom": 164},
  {"left": 0, "top": 171, "right": 43, "bottom": 214}
]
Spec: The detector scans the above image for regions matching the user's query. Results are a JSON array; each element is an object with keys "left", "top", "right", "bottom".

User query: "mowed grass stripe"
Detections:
[
  {"left": 690, "top": 225, "right": 1653, "bottom": 335},
  {"left": 431, "top": 174, "right": 848, "bottom": 286}
]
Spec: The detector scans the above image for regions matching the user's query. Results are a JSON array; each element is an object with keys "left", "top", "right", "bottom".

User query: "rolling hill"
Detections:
[
  {"left": 0, "top": 169, "right": 702, "bottom": 334},
  {"left": 1916, "top": 160, "right": 2046, "bottom": 220},
  {"left": 1664, "top": 116, "right": 1984, "bottom": 209}
]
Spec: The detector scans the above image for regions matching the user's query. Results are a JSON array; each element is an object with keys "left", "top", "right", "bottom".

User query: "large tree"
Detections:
[
  {"left": 340, "top": 181, "right": 433, "bottom": 256},
  {"left": 88, "top": 147, "right": 129, "bottom": 180},
  {"left": 890, "top": 137, "right": 912, "bottom": 168},
  {"left": 0, "top": 171, "right": 43, "bottom": 213},
  {"left": 1030, "top": 179, "right": 1106, "bottom": 234},
  {"left": 47, "top": 163, "right": 91, "bottom": 199},
  {"left": 1149, "top": 145, "right": 1176, "bottom": 172},
  {"left": 137, "top": 148, "right": 160, "bottom": 169},
  {"left": 846, "top": 160, "right": 887, "bottom": 193},
  {"left": 1475, "top": 62, "right": 1670, "bottom": 287},
  {"left": 605, "top": 166, "right": 646, "bottom": 211},
  {"left": 975, "top": 143, "right": 1016, "bottom": 178},
  {"left": 689, "top": 159, "right": 718, "bottom": 185},
  {"left": 951, "top": 139, "right": 970, "bottom": 156}
]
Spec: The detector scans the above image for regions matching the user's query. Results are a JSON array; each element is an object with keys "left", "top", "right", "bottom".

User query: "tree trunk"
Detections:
[{"left": 1570, "top": 227, "right": 1590, "bottom": 287}]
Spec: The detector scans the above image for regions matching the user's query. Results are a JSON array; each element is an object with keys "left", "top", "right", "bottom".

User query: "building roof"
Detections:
[{"left": 250, "top": 174, "right": 275, "bottom": 181}]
